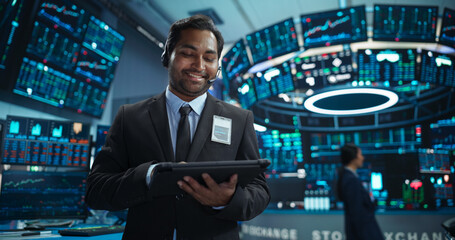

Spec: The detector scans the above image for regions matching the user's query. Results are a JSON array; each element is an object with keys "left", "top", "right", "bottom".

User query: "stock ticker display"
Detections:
[
  {"left": 418, "top": 149, "right": 451, "bottom": 174},
  {"left": 13, "top": 57, "right": 72, "bottom": 107},
  {"left": 221, "top": 39, "right": 250, "bottom": 83},
  {"left": 0, "top": 0, "right": 28, "bottom": 72},
  {"left": 430, "top": 117, "right": 455, "bottom": 150},
  {"left": 236, "top": 77, "right": 257, "bottom": 109},
  {"left": 256, "top": 129, "right": 303, "bottom": 173},
  {"left": 357, "top": 49, "right": 416, "bottom": 85},
  {"left": 1, "top": 116, "right": 90, "bottom": 167},
  {"left": 37, "top": 0, "right": 90, "bottom": 40},
  {"left": 12, "top": 1, "right": 124, "bottom": 117},
  {"left": 267, "top": 62, "right": 295, "bottom": 96},
  {"left": 440, "top": 8, "right": 455, "bottom": 48},
  {"left": 420, "top": 50, "right": 455, "bottom": 88},
  {"left": 251, "top": 61, "right": 294, "bottom": 101},
  {"left": 0, "top": 170, "right": 87, "bottom": 220},
  {"left": 246, "top": 18, "right": 299, "bottom": 64},
  {"left": 26, "top": 19, "right": 81, "bottom": 71},
  {"left": 75, "top": 47, "right": 117, "bottom": 89},
  {"left": 310, "top": 126, "right": 420, "bottom": 159},
  {"left": 252, "top": 71, "right": 273, "bottom": 101},
  {"left": 65, "top": 77, "right": 108, "bottom": 116},
  {"left": 222, "top": 39, "right": 251, "bottom": 100},
  {"left": 82, "top": 16, "right": 124, "bottom": 62},
  {"left": 301, "top": 6, "right": 367, "bottom": 49},
  {"left": 290, "top": 50, "right": 353, "bottom": 90},
  {"left": 373, "top": 5, "right": 438, "bottom": 42},
  {"left": 94, "top": 124, "right": 110, "bottom": 157}
]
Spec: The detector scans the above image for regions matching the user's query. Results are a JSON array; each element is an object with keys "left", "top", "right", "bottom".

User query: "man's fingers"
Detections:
[
  {"left": 202, "top": 173, "right": 219, "bottom": 190},
  {"left": 228, "top": 174, "right": 238, "bottom": 187},
  {"left": 177, "top": 180, "right": 194, "bottom": 195},
  {"left": 178, "top": 174, "right": 237, "bottom": 206},
  {"left": 178, "top": 180, "right": 205, "bottom": 201},
  {"left": 184, "top": 176, "right": 210, "bottom": 195}
]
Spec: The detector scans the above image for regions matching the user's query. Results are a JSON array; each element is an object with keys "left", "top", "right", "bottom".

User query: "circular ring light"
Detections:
[{"left": 304, "top": 88, "right": 399, "bottom": 115}]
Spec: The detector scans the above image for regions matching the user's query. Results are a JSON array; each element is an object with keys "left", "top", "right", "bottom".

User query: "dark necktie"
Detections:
[{"left": 175, "top": 105, "right": 192, "bottom": 162}]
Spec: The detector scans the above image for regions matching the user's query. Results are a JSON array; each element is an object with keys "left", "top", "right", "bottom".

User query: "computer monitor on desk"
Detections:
[
  {"left": 0, "top": 115, "right": 90, "bottom": 222},
  {"left": 0, "top": 169, "right": 88, "bottom": 220},
  {"left": 267, "top": 177, "right": 305, "bottom": 207}
]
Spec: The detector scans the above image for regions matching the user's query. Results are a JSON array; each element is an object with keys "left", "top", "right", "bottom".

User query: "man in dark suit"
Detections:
[
  {"left": 85, "top": 15, "right": 270, "bottom": 239},
  {"left": 337, "top": 144, "right": 384, "bottom": 240}
]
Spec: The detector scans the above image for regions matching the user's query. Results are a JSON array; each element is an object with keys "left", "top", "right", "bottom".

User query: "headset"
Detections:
[
  {"left": 161, "top": 45, "right": 170, "bottom": 67},
  {"left": 209, "top": 66, "right": 221, "bottom": 84}
]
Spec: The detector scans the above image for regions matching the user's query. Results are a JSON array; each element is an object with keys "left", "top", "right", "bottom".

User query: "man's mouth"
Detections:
[{"left": 186, "top": 72, "right": 206, "bottom": 81}]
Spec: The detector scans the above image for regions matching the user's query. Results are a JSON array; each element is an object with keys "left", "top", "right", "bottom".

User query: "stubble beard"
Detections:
[{"left": 169, "top": 74, "right": 211, "bottom": 98}]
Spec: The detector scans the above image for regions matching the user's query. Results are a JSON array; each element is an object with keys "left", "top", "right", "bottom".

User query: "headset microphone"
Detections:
[{"left": 208, "top": 67, "right": 221, "bottom": 84}]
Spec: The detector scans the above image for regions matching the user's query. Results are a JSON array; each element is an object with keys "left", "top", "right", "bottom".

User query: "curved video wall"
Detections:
[{"left": 222, "top": 5, "right": 455, "bottom": 131}]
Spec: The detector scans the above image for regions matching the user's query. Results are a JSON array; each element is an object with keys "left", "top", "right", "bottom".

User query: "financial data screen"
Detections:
[
  {"left": 250, "top": 61, "right": 295, "bottom": 101},
  {"left": 246, "top": 18, "right": 299, "bottom": 63},
  {"left": 267, "top": 61, "right": 295, "bottom": 96},
  {"left": 357, "top": 49, "right": 416, "bottom": 85},
  {"left": 83, "top": 16, "right": 124, "bottom": 62},
  {"left": 37, "top": 0, "right": 90, "bottom": 40},
  {"left": 12, "top": 1, "right": 124, "bottom": 118},
  {"left": 221, "top": 39, "right": 250, "bottom": 83},
  {"left": 252, "top": 72, "right": 272, "bottom": 101},
  {"left": 0, "top": 170, "right": 87, "bottom": 220},
  {"left": 0, "top": 0, "right": 29, "bottom": 72},
  {"left": 430, "top": 117, "right": 455, "bottom": 150},
  {"left": 301, "top": 6, "right": 367, "bottom": 48},
  {"left": 420, "top": 50, "right": 455, "bottom": 88},
  {"left": 290, "top": 50, "right": 353, "bottom": 90},
  {"left": 94, "top": 125, "right": 110, "bottom": 157},
  {"left": 237, "top": 77, "right": 257, "bottom": 109},
  {"left": 373, "top": 5, "right": 438, "bottom": 42},
  {"left": 439, "top": 8, "right": 455, "bottom": 48},
  {"left": 418, "top": 149, "right": 451, "bottom": 174},
  {"left": 13, "top": 57, "right": 72, "bottom": 107},
  {"left": 2, "top": 116, "right": 90, "bottom": 167},
  {"left": 256, "top": 129, "right": 303, "bottom": 172}
]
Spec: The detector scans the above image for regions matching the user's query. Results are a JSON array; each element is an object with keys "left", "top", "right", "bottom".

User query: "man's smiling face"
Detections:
[{"left": 168, "top": 28, "right": 219, "bottom": 101}]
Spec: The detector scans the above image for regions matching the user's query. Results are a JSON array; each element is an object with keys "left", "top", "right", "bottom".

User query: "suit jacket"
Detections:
[
  {"left": 86, "top": 92, "right": 270, "bottom": 240},
  {"left": 339, "top": 168, "right": 384, "bottom": 240}
]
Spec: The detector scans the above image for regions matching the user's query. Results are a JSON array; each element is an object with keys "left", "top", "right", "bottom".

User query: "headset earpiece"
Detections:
[{"left": 161, "top": 49, "right": 168, "bottom": 67}]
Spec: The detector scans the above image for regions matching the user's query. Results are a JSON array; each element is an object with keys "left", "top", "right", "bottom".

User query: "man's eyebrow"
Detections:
[
  {"left": 180, "top": 44, "right": 217, "bottom": 55},
  {"left": 180, "top": 44, "right": 197, "bottom": 51}
]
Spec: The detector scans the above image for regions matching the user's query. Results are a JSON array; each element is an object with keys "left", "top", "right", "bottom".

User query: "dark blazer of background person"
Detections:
[
  {"left": 339, "top": 168, "right": 383, "bottom": 240},
  {"left": 85, "top": 90, "right": 270, "bottom": 239}
]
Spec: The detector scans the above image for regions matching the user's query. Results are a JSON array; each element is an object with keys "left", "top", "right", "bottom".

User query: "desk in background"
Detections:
[{"left": 0, "top": 225, "right": 123, "bottom": 240}]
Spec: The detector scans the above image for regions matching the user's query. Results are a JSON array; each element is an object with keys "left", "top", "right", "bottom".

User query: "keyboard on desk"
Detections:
[{"left": 58, "top": 225, "right": 125, "bottom": 236}]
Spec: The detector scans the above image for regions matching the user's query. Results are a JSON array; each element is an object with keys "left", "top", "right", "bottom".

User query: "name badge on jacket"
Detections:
[{"left": 211, "top": 115, "right": 232, "bottom": 145}]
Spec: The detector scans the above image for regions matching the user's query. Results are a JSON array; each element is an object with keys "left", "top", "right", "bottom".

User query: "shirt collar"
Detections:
[
  {"left": 345, "top": 166, "right": 359, "bottom": 177},
  {"left": 165, "top": 86, "right": 207, "bottom": 116}
]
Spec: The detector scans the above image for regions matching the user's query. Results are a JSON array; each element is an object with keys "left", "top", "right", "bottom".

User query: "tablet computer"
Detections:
[{"left": 149, "top": 159, "right": 270, "bottom": 197}]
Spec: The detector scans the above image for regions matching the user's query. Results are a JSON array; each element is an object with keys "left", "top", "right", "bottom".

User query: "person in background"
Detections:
[
  {"left": 85, "top": 15, "right": 270, "bottom": 239},
  {"left": 337, "top": 143, "right": 384, "bottom": 240}
]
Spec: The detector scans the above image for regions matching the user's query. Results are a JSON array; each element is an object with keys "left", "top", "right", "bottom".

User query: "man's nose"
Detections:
[{"left": 192, "top": 56, "right": 206, "bottom": 71}]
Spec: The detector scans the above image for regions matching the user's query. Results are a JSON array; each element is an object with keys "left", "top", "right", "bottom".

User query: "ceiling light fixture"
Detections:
[{"left": 304, "top": 88, "right": 399, "bottom": 115}]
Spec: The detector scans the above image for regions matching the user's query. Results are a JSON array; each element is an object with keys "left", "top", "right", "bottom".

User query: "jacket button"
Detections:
[{"left": 175, "top": 194, "right": 184, "bottom": 200}]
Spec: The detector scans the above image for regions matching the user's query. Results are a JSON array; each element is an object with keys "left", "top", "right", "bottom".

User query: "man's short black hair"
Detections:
[
  {"left": 340, "top": 143, "right": 359, "bottom": 166},
  {"left": 161, "top": 14, "right": 224, "bottom": 67}
]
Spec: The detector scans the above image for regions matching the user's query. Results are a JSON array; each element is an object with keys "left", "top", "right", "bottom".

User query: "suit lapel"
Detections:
[
  {"left": 345, "top": 169, "right": 373, "bottom": 205},
  {"left": 186, "top": 94, "right": 221, "bottom": 162},
  {"left": 148, "top": 92, "right": 175, "bottom": 162}
]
